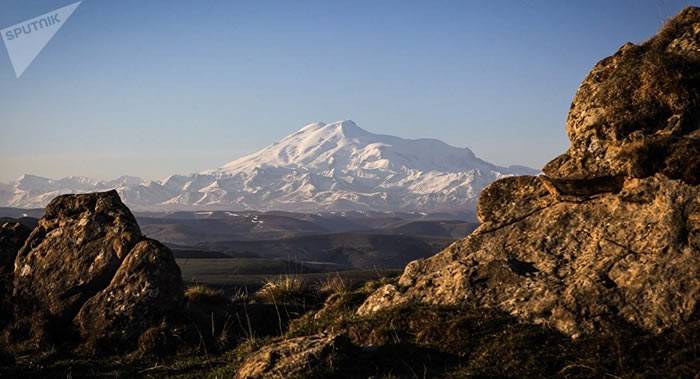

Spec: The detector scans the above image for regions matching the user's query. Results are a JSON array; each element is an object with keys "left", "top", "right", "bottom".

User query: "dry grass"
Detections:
[
  {"left": 255, "top": 275, "right": 306, "bottom": 304},
  {"left": 316, "top": 274, "right": 348, "bottom": 296},
  {"left": 185, "top": 285, "right": 228, "bottom": 306}
]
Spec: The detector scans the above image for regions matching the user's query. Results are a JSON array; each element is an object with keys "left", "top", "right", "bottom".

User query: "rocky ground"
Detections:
[{"left": 1, "top": 6, "right": 700, "bottom": 379}]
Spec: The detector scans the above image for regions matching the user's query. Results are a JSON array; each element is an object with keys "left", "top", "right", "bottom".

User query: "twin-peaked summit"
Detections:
[{"left": 2, "top": 120, "right": 535, "bottom": 213}]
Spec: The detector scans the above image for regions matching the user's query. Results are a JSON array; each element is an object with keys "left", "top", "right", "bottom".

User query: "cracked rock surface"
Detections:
[{"left": 358, "top": 7, "right": 700, "bottom": 337}]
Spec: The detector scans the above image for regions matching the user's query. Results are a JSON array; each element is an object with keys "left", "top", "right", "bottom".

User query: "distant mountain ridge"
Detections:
[{"left": 0, "top": 120, "right": 536, "bottom": 212}]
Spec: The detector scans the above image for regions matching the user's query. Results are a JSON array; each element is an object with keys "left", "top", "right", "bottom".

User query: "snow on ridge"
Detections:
[
  {"left": 217, "top": 120, "right": 499, "bottom": 175},
  {"left": 2, "top": 120, "right": 537, "bottom": 212}
]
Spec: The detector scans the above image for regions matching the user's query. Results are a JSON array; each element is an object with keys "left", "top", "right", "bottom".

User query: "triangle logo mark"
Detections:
[{"left": 1, "top": 1, "right": 82, "bottom": 78}]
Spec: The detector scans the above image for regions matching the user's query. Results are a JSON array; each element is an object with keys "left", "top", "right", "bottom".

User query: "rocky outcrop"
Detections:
[
  {"left": 6, "top": 190, "right": 185, "bottom": 353},
  {"left": 13, "top": 191, "right": 142, "bottom": 322},
  {"left": 359, "top": 175, "right": 699, "bottom": 336},
  {"left": 358, "top": 7, "right": 700, "bottom": 338}
]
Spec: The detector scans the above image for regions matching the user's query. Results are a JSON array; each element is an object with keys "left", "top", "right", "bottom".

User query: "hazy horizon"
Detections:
[{"left": 0, "top": 0, "right": 694, "bottom": 182}]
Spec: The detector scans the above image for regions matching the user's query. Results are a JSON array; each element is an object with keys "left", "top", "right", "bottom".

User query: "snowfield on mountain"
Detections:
[{"left": 1, "top": 121, "right": 535, "bottom": 212}]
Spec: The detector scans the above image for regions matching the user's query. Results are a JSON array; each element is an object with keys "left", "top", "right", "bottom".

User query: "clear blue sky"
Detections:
[{"left": 0, "top": 0, "right": 695, "bottom": 182}]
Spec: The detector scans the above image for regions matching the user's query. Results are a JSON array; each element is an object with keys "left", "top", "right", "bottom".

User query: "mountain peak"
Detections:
[
  {"left": 218, "top": 120, "right": 533, "bottom": 176},
  {"left": 334, "top": 120, "right": 366, "bottom": 137},
  {"left": 323, "top": 120, "right": 367, "bottom": 139},
  {"left": 4, "top": 120, "right": 536, "bottom": 212},
  {"left": 297, "top": 120, "right": 366, "bottom": 138}
]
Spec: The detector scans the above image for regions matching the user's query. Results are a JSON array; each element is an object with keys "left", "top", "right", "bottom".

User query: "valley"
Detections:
[{"left": 0, "top": 207, "right": 475, "bottom": 290}]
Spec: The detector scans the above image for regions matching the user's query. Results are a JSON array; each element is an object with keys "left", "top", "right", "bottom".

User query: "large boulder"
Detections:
[
  {"left": 358, "top": 7, "right": 700, "bottom": 338},
  {"left": 13, "top": 191, "right": 141, "bottom": 321},
  {"left": 7, "top": 190, "right": 185, "bottom": 354}
]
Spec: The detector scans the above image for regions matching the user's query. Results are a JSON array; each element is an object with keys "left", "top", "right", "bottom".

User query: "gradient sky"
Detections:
[{"left": 0, "top": 0, "right": 695, "bottom": 182}]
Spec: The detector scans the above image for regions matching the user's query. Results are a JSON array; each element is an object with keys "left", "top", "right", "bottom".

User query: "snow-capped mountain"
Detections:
[{"left": 1, "top": 120, "right": 537, "bottom": 212}]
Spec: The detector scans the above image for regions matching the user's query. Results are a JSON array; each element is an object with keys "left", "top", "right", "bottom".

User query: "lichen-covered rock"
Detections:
[
  {"left": 361, "top": 175, "right": 699, "bottom": 336},
  {"left": 13, "top": 190, "right": 142, "bottom": 321},
  {"left": 235, "top": 333, "right": 355, "bottom": 379},
  {"left": 359, "top": 7, "right": 700, "bottom": 338},
  {"left": 76, "top": 239, "right": 184, "bottom": 353},
  {"left": 543, "top": 7, "right": 700, "bottom": 186}
]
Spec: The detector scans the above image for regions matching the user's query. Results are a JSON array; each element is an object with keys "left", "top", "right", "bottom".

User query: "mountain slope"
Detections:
[{"left": 1, "top": 120, "right": 536, "bottom": 212}]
